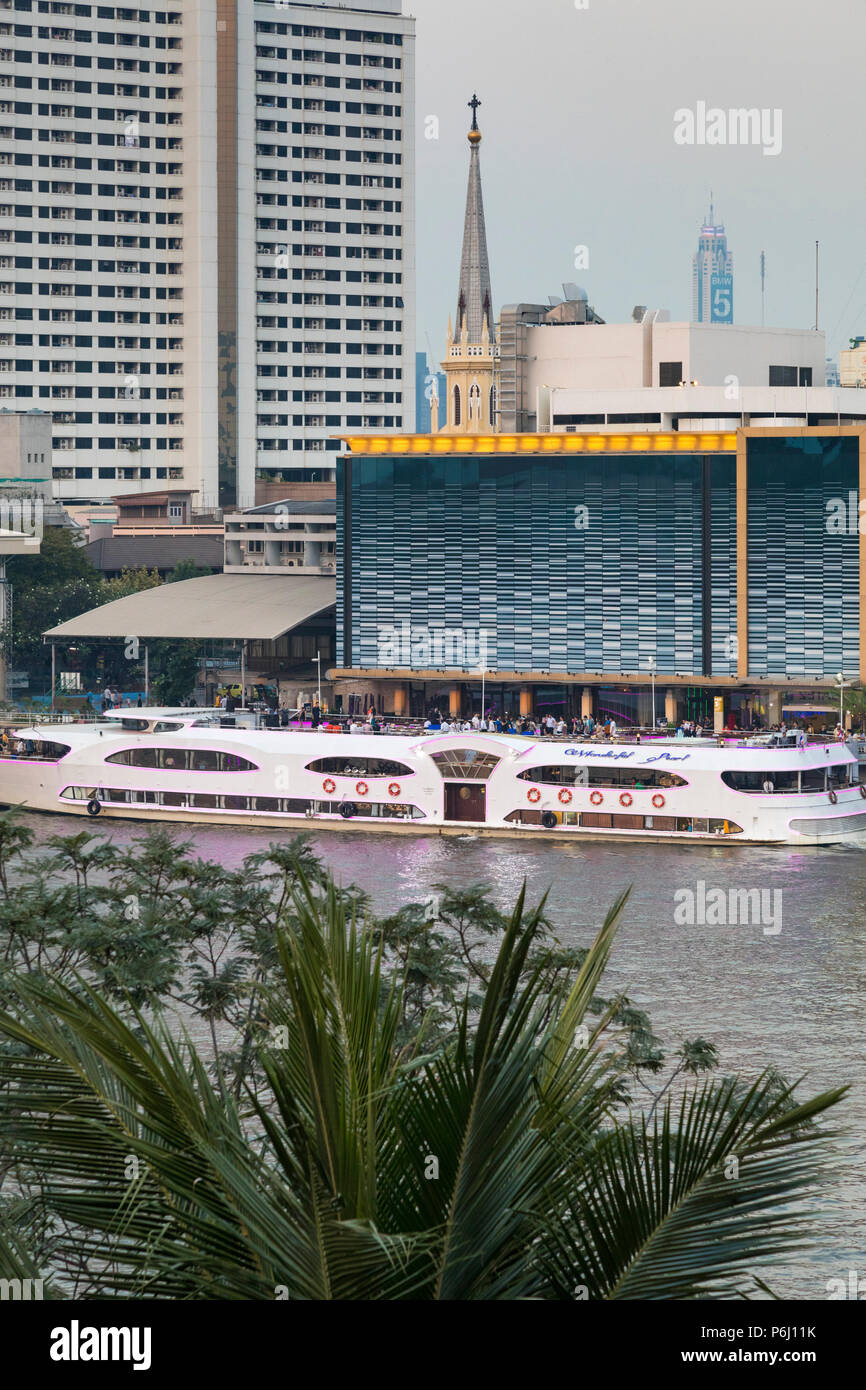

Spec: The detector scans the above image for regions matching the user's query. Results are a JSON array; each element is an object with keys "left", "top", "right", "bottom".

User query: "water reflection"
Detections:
[{"left": 15, "top": 812, "right": 866, "bottom": 1300}]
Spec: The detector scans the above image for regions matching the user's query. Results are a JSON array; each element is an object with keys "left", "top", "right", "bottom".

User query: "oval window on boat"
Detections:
[
  {"left": 104, "top": 748, "right": 258, "bottom": 772},
  {"left": 721, "top": 770, "right": 802, "bottom": 793},
  {"left": 305, "top": 757, "right": 414, "bottom": 778},
  {"left": 518, "top": 766, "right": 687, "bottom": 789}
]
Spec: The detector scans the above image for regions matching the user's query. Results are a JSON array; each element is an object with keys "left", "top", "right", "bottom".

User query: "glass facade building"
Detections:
[
  {"left": 746, "top": 435, "right": 859, "bottom": 678},
  {"left": 336, "top": 431, "right": 864, "bottom": 686}
]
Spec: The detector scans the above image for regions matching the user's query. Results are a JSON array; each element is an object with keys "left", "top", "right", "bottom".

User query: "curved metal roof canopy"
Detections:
[{"left": 44, "top": 573, "right": 336, "bottom": 642}]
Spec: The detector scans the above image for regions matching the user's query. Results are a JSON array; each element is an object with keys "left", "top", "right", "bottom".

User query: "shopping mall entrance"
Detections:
[{"left": 444, "top": 783, "right": 486, "bottom": 823}]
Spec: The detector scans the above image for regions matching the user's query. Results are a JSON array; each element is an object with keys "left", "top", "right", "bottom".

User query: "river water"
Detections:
[{"left": 16, "top": 810, "right": 866, "bottom": 1300}]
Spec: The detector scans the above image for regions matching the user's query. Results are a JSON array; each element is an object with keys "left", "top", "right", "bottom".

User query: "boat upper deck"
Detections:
[{"left": 0, "top": 708, "right": 858, "bottom": 773}]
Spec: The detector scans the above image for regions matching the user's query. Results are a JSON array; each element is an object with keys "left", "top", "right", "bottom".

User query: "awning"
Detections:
[
  {"left": 781, "top": 705, "right": 837, "bottom": 715},
  {"left": 44, "top": 573, "right": 335, "bottom": 642}
]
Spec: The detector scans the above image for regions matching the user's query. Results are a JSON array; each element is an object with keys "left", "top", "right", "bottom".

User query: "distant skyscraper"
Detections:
[{"left": 692, "top": 199, "right": 734, "bottom": 324}]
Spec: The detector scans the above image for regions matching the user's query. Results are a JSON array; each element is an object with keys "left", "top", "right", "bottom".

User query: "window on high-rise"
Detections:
[
  {"left": 769, "top": 365, "right": 798, "bottom": 387},
  {"left": 659, "top": 361, "right": 683, "bottom": 387}
]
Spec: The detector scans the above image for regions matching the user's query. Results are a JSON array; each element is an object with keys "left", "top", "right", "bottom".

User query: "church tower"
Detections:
[{"left": 440, "top": 95, "right": 499, "bottom": 433}]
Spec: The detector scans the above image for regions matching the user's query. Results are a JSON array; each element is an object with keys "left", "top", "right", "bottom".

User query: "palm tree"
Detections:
[{"left": 0, "top": 877, "right": 846, "bottom": 1300}]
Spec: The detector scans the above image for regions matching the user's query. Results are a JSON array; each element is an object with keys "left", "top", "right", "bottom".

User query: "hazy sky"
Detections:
[{"left": 410, "top": 0, "right": 866, "bottom": 363}]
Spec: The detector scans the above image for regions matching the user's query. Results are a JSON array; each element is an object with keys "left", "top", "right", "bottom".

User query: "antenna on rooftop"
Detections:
[{"left": 760, "top": 251, "right": 766, "bottom": 328}]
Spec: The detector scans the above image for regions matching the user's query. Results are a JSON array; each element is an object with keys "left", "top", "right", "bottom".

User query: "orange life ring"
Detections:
[
  {"left": 619, "top": 792, "right": 633, "bottom": 808},
  {"left": 527, "top": 787, "right": 542, "bottom": 804},
  {"left": 829, "top": 790, "right": 838, "bottom": 805},
  {"left": 558, "top": 788, "right": 573, "bottom": 805},
  {"left": 388, "top": 782, "right": 401, "bottom": 797},
  {"left": 356, "top": 781, "right": 368, "bottom": 797},
  {"left": 860, "top": 783, "right": 866, "bottom": 800},
  {"left": 322, "top": 778, "right": 336, "bottom": 794},
  {"left": 590, "top": 791, "right": 603, "bottom": 806},
  {"left": 652, "top": 793, "right": 666, "bottom": 809}
]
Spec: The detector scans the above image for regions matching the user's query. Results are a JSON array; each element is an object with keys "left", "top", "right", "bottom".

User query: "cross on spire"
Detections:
[{"left": 468, "top": 93, "right": 481, "bottom": 130}]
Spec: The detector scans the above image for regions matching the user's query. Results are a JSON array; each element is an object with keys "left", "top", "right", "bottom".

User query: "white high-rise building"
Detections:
[{"left": 0, "top": 0, "right": 415, "bottom": 509}]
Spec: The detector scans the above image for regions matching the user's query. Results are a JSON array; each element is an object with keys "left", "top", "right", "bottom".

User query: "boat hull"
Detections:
[{"left": 2, "top": 720, "right": 865, "bottom": 848}]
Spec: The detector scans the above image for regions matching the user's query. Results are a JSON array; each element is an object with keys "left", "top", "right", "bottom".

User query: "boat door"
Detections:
[{"left": 444, "top": 782, "right": 486, "bottom": 823}]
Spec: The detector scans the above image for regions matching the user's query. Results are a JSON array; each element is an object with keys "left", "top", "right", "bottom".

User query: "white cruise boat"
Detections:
[{"left": 1, "top": 708, "right": 865, "bottom": 847}]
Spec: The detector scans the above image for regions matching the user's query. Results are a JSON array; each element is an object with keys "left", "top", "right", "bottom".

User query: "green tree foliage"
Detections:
[
  {"left": 2, "top": 528, "right": 206, "bottom": 694},
  {"left": 147, "top": 639, "right": 202, "bottom": 705},
  {"left": 167, "top": 559, "right": 213, "bottom": 584},
  {"left": 98, "top": 567, "right": 162, "bottom": 603},
  {"left": 0, "top": 812, "right": 846, "bottom": 1299},
  {"left": 1, "top": 530, "right": 101, "bottom": 678}
]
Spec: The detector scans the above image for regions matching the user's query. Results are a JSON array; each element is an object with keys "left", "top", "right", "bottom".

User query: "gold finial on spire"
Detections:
[{"left": 468, "top": 93, "right": 482, "bottom": 144}]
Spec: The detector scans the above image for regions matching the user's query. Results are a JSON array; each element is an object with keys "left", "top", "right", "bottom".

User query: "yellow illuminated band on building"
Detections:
[{"left": 338, "top": 432, "right": 739, "bottom": 456}]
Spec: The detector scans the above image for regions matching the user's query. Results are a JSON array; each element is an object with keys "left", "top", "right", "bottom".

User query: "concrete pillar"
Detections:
[
  {"left": 449, "top": 685, "right": 461, "bottom": 717},
  {"left": 665, "top": 689, "right": 677, "bottom": 725},
  {"left": 581, "top": 686, "right": 594, "bottom": 718},
  {"left": 767, "top": 690, "right": 781, "bottom": 725},
  {"left": 519, "top": 686, "right": 533, "bottom": 717},
  {"left": 393, "top": 683, "right": 408, "bottom": 717}
]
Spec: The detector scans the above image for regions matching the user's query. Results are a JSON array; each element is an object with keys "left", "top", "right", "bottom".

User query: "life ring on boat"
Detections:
[
  {"left": 339, "top": 802, "right": 357, "bottom": 819},
  {"left": 322, "top": 778, "right": 336, "bottom": 795},
  {"left": 829, "top": 790, "right": 838, "bottom": 805},
  {"left": 541, "top": 811, "right": 558, "bottom": 830},
  {"left": 388, "top": 782, "right": 401, "bottom": 797},
  {"left": 355, "top": 781, "right": 368, "bottom": 797},
  {"left": 86, "top": 798, "right": 102, "bottom": 817},
  {"left": 558, "top": 788, "right": 572, "bottom": 805},
  {"left": 527, "top": 787, "right": 542, "bottom": 804},
  {"left": 860, "top": 783, "right": 866, "bottom": 799},
  {"left": 619, "top": 792, "right": 633, "bottom": 808},
  {"left": 590, "top": 791, "right": 604, "bottom": 806},
  {"left": 652, "top": 793, "right": 666, "bottom": 809}
]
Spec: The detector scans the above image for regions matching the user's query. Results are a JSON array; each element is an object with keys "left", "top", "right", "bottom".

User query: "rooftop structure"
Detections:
[{"left": 224, "top": 500, "right": 336, "bottom": 575}]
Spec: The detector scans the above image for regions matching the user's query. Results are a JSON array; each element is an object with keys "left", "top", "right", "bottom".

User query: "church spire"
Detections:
[{"left": 456, "top": 93, "right": 493, "bottom": 343}]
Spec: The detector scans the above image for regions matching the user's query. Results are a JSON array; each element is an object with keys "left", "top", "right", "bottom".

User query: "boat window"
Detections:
[
  {"left": 505, "top": 809, "right": 743, "bottom": 834},
  {"left": 56, "top": 787, "right": 426, "bottom": 820},
  {"left": 518, "top": 765, "right": 687, "bottom": 789},
  {"left": 104, "top": 748, "right": 259, "bottom": 772},
  {"left": 305, "top": 756, "right": 414, "bottom": 777},
  {"left": 722, "top": 770, "right": 804, "bottom": 793},
  {"left": 153, "top": 721, "right": 183, "bottom": 733},
  {"left": 430, "top": 749, "right": 500, "bottom": 780},
  {"left": 3, "top": 738, "right": 71, "bottom": 760},
  {"left": 120, "top": 719, "right": 150, "bottom": 731}
]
